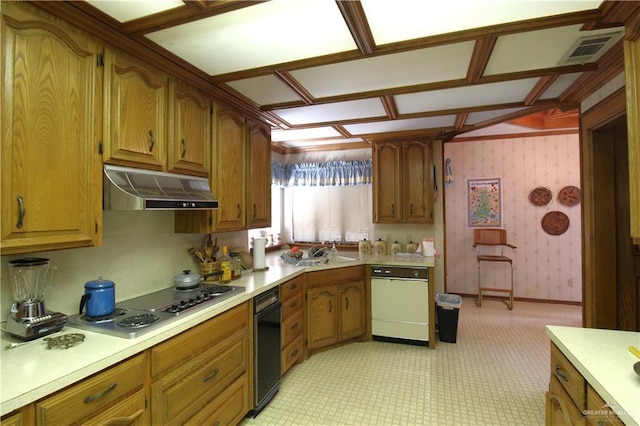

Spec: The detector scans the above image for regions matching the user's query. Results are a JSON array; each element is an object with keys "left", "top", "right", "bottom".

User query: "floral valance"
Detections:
[{"left": 271, "top": 160, "right": 372, "bottom": 187}]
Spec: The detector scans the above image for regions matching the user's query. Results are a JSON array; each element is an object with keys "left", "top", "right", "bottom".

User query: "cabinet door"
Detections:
[
  {"left": 213, "top": 108, "right": 246, "bottom": 231},
  {"left": 103, "top": 45, "right": 167, "bottom": 171},
  {"left": 624, "top": 28, "right": 640, "bottom": 241},
  {"left": 339, "top": 281, "right": 365, "bottom": 341},
  {"left": 1, "top": 3, "right": 102, "bottom": 255},
  {"left": 168, "top": 79, "right": 211, "bottom": 177},
  {"left": 546, "top": 376, "right": 586, "bottom": 425},
  {"left": 306, "top": 286, "right": 338, "bottom": 350},
  {"left": 373, "top": 142, "right": 401, "bottom": 223},
  {"left": 403, "top": 140, "right": 434, "bottom": 223},
  {"left": 247, "top": 121, "right": 272, "bottom": 229}
]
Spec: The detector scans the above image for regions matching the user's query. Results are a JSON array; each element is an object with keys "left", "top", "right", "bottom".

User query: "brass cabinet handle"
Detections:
[
  {"left": 83, "top": 383, "right": 117, "bottom": 403},
  {"left": 16, "top": 195, "right": 25, "bottom": 229},
  {"left": 236, "top": 204, "right": 241, "bottom": 219},
  {"left": 253, "top": 203, "right": 257, "bottom": 219},
  {"left": 391, "top": 204, "right": 395, "bottom": 215},
  {"left": 289, "top": 301, "right": 298, "bottom": 309},
  {"left": 181, "top": 138, "right": 186, "bottom": 158},
  {"left": 290, "top": 322, "right": 298, "bottom": 330},
  {"left": 148, "top": 129, "right": 155, "bottom": 152},
  {"left": 555, "top": 365, "right": 569, "bottom": 382},
  {"left": 410, "top": 203, "right": 414, "bottom": 215},
  {"left": 103, "top": 408, "right": 145, "bottom": 426},
  {"left": 290, "top": 348, "right": 298, "bottom": 358},
  {"left": 289, "top": 283, "right": 298, "bottom": 290},
  {"left": 202, "top": 367, "right": 220, "bottom": 383},
  {"left": 328, "top": 300, "right": 332, "bottom": 313},
  {"left": 345, "top": 297, "right": 349, "bottom": 310}
]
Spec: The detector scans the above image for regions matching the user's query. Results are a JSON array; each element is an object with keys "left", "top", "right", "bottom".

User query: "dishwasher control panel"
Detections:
[{"left": 370, "top": 265, "right": 429, "bottom": 280}]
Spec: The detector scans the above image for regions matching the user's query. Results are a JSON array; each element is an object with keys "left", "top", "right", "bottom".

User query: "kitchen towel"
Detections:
[{"left": 253, "top": 238, "right": 266, "bottom": 270}]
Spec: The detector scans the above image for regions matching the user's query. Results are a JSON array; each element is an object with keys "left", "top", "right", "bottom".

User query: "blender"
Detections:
[{"left": 5, "top": 257, "right": 68, "bottom": 340}]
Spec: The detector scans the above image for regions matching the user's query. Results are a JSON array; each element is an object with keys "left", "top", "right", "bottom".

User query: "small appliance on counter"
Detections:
[{"left": 4, "top": 257, "right": 68, "bottom": 341}]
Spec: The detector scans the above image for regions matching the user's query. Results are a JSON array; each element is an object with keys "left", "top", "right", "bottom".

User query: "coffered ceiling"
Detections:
[{"left": 49, "top": 1, "right": 635, "bottom": 152}]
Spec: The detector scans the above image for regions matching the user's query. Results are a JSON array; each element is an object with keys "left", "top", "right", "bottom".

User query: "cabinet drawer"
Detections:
[
  {"left": 547, "top": 375, "right": 585, "bottom": 425},
  {"left": 281, "top": 275, "right": 303, "bottom": 302},
  {"left": 282, "top": 334, "right": 303, "bottom": 375},
  {"left": 586, "top": 384, "right": 624, "bottom": 425},
  {"left": 282, "top": 291, "right": 303, "bottom": 319},
  {"left": 282, "top": 308, "right": 303, "bottom": 347},
  {"left": 306, "top": 266, "right": 363, "bottom": 287},
  {"left": 151, "top": 302, "right": 248, "bottom": 377},
  {"left": 151, "top": 328, "right": 247, "bottom": 425},
  {"left": 551, "top": 343, "right": 585, "bottom": 409},
  {"left": 80, "top": 389, "right": 147, "bottom": 426},
  {"left": 186, "top": 375, "right": 249, "bottom": 426},
  {"left": 36, "top": 353, "right": 146, "bottom": 425}
]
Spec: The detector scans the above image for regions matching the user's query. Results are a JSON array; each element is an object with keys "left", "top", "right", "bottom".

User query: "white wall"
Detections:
[{"left": 444, "top": 134, "right": 582, "bottom": 302}]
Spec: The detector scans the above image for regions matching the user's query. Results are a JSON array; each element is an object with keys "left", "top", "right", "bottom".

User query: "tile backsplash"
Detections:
[{"left": 0, "top": 211, "right": 247, "bottom": 321}]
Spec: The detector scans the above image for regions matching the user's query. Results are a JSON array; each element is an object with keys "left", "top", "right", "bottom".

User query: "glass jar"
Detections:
[{"left": 229, "top": 252, "right": 242, "bottom": 280}]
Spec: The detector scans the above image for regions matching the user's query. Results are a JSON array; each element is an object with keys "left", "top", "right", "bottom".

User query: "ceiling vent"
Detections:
[{"left": 558, "top": 31, "right": 624, "bottom": 65}]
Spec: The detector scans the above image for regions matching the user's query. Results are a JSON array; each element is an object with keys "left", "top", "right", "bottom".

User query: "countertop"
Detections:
[
  {"left": 546, "top": 325, "right": 640, "bottom": 426},
  {"left": 1, "top": 251, "right": 435, "bottom": 416}
]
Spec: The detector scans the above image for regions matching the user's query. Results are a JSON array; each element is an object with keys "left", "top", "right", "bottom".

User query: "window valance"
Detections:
[{"left": 271, "top": 160, "right": 372, "bottom": 187}]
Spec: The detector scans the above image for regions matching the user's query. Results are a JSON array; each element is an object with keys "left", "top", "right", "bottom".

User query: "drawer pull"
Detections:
[
  {"left": 289, "top": 301, "right": 298, "bottom": 308},
  {"left": 202, "top": 367, "right": 220, "bottom": 383},
  {"left": 555, "top": 365, "right": 569, "bottom": 382},
  {"left": 290, "top": 349, "right": 298, "bottom": 358},
  {"left": 181, "top": 138, "right": 187, "bottom": 158},
  {"left": 103, "top": 408, "right": 145, "bottom": 426},
  {"left": 83, "top": 383, "right": 117, "bottom": 403},
  {"left": 289, "top": 283, "right": 298, "bottom": 290},
  {"left": 148, "top": 129, "right": 155, "bottom": 152},
  {"left": 290, "top": 323, "right": 298, "bottom": 330}
]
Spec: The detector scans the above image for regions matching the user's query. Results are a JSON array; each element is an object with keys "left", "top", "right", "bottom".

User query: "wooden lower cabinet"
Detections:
[
  {"left": 280, "top": 275, "right": 304, "bottom": 375},
  {"left": 306, "top": 266, "right": 366, "bottom": 353},
  {"left": 546, "top": 343, "right": 623, "bottom": 425},
  {"left": 35, "top": 353, "right": 147, "bottom": 425},
  {"left": 150, "top": 302, "right": 250, "bottom": 425}
]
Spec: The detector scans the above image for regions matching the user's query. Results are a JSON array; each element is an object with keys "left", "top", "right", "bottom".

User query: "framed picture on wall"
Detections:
[{"left": 467, "top": 177, "right": 502, "bottom": 227}]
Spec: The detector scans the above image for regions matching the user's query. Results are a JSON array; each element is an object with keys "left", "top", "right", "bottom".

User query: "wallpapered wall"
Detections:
[{"left": 444, "top": 133, "right": 582, "bottom": 302}]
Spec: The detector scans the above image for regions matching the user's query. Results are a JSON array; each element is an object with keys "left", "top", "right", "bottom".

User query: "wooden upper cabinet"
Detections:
[
  {"left": 213, "top": 107, "right": 247, "bottom": 231},
  {"left": 102, "top": 45, "right": 167, "bottom": 171},
  {"left": 373, "top": 140, "right": 433, "bottom": 224},
  {"left": 247, "top": 121, "right": 272, "bottom": 229},
  {"left": 624, "top": 15, "right": 640, "bottom": 241},
  {"left": 168, "top": 79, "right": 211, "bottom": 177},
  {"left": 403, "top": 140, "right": 434, "bottom": 223},
  {"left": 1, "top": 2, "right": 102, "bottom": 255},
  {"left": 373, "top": 142, "right": 402, "bottom": 223}
]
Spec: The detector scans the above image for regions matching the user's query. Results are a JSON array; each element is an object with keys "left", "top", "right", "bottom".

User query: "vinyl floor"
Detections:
[{"left": 240, "top": 297, "right": 582, "bottom": 426}]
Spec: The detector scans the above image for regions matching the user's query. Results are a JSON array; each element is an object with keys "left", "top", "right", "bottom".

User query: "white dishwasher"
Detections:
[{"left": 371, "top": 265, "right": 429, "bottom": 344}]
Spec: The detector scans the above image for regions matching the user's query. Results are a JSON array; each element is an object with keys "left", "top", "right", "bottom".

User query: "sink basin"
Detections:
[{"left": 327, "top": 255, "right": 358, "bottom": 263}]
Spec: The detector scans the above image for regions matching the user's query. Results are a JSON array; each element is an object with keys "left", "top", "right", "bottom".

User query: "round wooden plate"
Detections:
[
  {"left": 528, "top": 187, "right": 552, "bottom": 206},
  {"left": 541, "top": 211, "right": 570, "bottom": 235},
  {"left": 558, "top": 185, "right": 581, "bottom": 206}
]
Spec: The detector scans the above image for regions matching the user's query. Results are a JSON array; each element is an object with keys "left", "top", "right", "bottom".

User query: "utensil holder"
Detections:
[{"left": 200, "top": 262, "right": 220, "bottom": 281}]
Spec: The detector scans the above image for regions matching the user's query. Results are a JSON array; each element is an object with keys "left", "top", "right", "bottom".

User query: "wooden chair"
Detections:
[{"left": 473, "top": 229, "right": 516, "bottom": 310}]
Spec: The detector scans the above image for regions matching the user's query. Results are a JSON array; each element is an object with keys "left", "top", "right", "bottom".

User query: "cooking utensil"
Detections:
[
  {"left": 79, "top": 277, "right": 116, "bottom": 317},
  {"left": 634, "top": 362, "right": 640, "bottom": 377},
  {"left": 629, "top": 346, "right": 640, "bottom": 359},
  {"left": 174, "top": 269, "right": 222, "bottom": 289},
  {"left": 189, "top": 247, "right": 206, "bottom": 263}
]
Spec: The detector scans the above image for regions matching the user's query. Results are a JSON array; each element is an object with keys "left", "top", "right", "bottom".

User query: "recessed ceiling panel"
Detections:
[
  {"left": 361, "top": 0, "right": 601, "bottom": 45},
  {"left": 290, "top": 42, "right": 474, "bottom": 98},
  {"left": 272, "top": 99, "right": 386, "bottom": 126},
  {"left": 226, "top": 75, "right": 302, "bottom": 105},
  {"left": 466, "top": 107, "right": 529, "bottom": 125},
  {"left": 396, "top": 78, "right": 539, "bottom": 114},
  {"left": 280, "top": 138, "right": 366, "bottom": 149},
  {"left": 344, "top": 116, "right": 456, "bottom": 135},
  {"left": 271, "top": 127, "right": 342, "bottom": 142},
  {"left": 87, "top": 0, "right": 184, "bottom": 22},
  {"left": 485, "top": 26, "right": 621, "bottom": 75},
  {"left": 146, "top": 0, "right": 356, "bottom": 76},
  {"left": 540, "top": 73, "right": 582, "bottom": 99}
]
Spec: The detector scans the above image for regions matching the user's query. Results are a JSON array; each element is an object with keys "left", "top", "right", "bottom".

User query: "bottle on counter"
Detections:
[
  {"left": 220, "top": 246, "right": 232, "bottom": 284},
  {"left": 329, "top": 242, "right": 338, "bottom": 259},
  {"left": 230, "top": 251, "right": 242, "bottom": 280}
]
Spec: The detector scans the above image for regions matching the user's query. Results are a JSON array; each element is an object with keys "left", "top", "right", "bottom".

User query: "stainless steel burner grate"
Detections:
[{"left": 118, "top": 313, "right": 159, "bottom": 328}]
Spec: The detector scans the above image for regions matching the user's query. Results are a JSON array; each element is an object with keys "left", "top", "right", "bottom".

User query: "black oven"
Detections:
[{"left": 253, "top": 287, "right": 282, "bottom": 416}]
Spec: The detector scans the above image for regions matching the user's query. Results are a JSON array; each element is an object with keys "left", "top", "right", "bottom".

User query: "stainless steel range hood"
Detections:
[{"left": 104, "top": 165, "right": 218, "bottom": 210}]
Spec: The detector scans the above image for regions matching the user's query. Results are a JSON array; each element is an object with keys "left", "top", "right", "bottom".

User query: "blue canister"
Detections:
[{"left": 79, "top": 277, "right": 115, "bottom": 317}]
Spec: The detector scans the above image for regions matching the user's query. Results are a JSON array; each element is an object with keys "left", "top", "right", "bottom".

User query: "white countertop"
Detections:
[
  {"left": 546, "top": 325, "right": 640, "bottom": 426},
  {"left": 0, "top": 251, "right": 434, "bottom": 416}
]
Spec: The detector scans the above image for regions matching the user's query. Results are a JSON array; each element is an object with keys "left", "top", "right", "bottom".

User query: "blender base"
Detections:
[{"left": 4, "top": 311, "right": 68, "bottom": 341}]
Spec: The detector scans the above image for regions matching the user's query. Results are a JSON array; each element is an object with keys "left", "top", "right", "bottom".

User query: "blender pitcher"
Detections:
[{"left": 9, "top": 257, "right": 55, "bottom": 318}]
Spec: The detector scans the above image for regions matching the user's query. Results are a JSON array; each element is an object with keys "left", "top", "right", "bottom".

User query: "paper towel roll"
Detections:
[{"left": 253, "top": 237, "right": 266, "bottom": 270}]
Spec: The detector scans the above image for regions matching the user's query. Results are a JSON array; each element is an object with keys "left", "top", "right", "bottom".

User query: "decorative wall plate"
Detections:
[
  {"left": 528, "top": 187, "right": 552, "bottom": 206},
  {"left": 541, "top": 211, "right": 570, "bottom": 235},
  {"left": 558, "top": 185, "right": 581, "bottom": 206}
]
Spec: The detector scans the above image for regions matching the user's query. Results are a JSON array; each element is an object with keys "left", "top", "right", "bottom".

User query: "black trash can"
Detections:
[{"left": 436, "top": 293, "right": 462, "bottom": 343}]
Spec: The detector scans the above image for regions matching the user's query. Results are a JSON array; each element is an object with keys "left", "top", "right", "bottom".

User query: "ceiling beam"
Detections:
[
  {"left": 523, "top": 74, "right": 559, "bottom": 106},
  {"left": 454, "top": 113, "right": 469, "bottom": 129},
  {"left": 466, "top": 35, "right": 497, "bottom": 83},
  {"left": 380, "top": 95, "right": 398, "bottom": 120},
  {"left": 335, "top": 1, "right": 376, "bottom": 55},
  {"left": 274, "top": 71, "right": 315, "bottom": 104}
]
